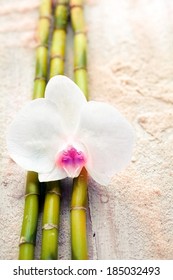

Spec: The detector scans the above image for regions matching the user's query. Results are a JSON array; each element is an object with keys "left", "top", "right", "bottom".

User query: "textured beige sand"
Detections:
[{"left": 0, "top": 0, "right": 173, "bottom": 259}]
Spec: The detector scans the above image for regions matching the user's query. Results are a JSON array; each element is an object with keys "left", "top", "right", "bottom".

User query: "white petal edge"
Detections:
[
  {"left": 39, "top": 165, "right": 67, "bottom": 182},
  {"left": 7, "top": 98, "right": 66, "bottom": 173},
  {"left": 76, "top": 101, "right": 135, "bottom": 186},
  {"left": 45, "top": 75, "right": 87, "bottom": 135}
]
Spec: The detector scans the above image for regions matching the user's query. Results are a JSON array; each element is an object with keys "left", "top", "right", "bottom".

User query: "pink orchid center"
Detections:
[{"left": 56, "top": 145, "right": 86, "bottom": 178}]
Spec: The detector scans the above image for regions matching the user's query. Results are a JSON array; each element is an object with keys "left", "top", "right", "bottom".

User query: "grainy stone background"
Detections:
[{"left": 0, "top": 0, "right": 173, "bottom": 259}]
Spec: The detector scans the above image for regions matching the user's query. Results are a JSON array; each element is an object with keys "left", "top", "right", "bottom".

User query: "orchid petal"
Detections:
[
  {"left": 76, "top": 101, "right": 134, "bottom": 186},
  {"left": 7, "top": 99, "right": 65, "bottom": 173},
  {"left": 39, "top": 165, "right": 67, "bottom": 182},
  {"left": 45, "top": 75, "right": 87, "bottom": 135}
]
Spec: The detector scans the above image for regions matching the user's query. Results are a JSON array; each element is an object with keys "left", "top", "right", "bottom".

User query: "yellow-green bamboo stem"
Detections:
[
  {"left": 33, "top": 0, "right": 52, "bottom": 98},
  {"left": 70, "top": 0, "right": 88, "bottom": 98},
  {"left": 49, "top": 1, "right": 69, "bottom": 78},
  {"left": 74, "top": 33, "right": 88, "bottom": 97},
  {"left": 41, "top": 0, "right": 69, "bottom": 260},
  {"left": 71, "top": 168, "right": 88, "bottom": 260},
  {"left": 41, "top": 182, "right": 61, "bottom": 260},
  {"left": 19, "top": 172, "right": 39, "bottom": 260},
  {"left": 18, "top": 0, "right": 52, "bottom": 260},
  {"left": 70, "top": 0, "right": 88, "bottom": 260}
]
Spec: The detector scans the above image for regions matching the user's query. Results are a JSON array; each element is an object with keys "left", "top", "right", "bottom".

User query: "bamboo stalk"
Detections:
[
  {"left": 41, "top": 0, "right": 69, "bottom": 260},
  {"left": 49, "top": 0, "right": 69, "bottom": 78},
  {"left": 70, "top": 0, "right": 89, "bottom": 260},
  {"left": 18, "top": 0, "right": 52, "bottom": 260},
  {"left": 33, "top": 0, "right": 52, "bottom": 99},
  {"left": 71, "top": 168, "right": 88, "bottom": 260},
  {"left": 19, "top": 172, "right": 39, "bottom": 259},
  {"left": 70, "top": 0, "right": 88, "bottom": 98},
  {"left": 40, "top": 182, "right": 61, "bottom": 260}
]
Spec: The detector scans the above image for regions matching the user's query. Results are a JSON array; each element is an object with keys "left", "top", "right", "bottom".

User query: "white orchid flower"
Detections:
[{"left": 7, "top": 75, "right": 134, "bottom": 186}]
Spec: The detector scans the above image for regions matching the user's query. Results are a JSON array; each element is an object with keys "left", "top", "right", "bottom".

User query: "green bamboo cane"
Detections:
[
  {"left": 19, "top": 172, "right": 39, "bottom": 259},
  {"left": 71, "top": 168, "right": 88, "bottom": 260},
  {"left": 40, "top": 181, "right": 61, "bottom": 260},
  {"left": 33, "top": 0, "right": 52, "bottom": 99},
  {"left": 49, "top": 0, "right": 69, "bottom": 78},
  {"left": 40, "top": 0, "right": 69, "bottom": 260},
  {"left": 18, "top": 0, "right": 52, "bottom": 260},
  {"left": 70, "top": 0, "right": 88, "bottom": 98},
  {"left": 70, "top": 0, "right": 89, "bottom": 260}
]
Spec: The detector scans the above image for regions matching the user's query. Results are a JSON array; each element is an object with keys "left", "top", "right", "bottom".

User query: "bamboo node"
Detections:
[
  {"left": 74, "top": 30, "right": 87, "bottom": 35},
  {"left": 50, "top": 54, "right": 65, "bottom": 61},
  {"left": 39, "top": 15, "right": 52, "bottom": 21},
  {"left": 54, "top": 27, "right": 67, "bottom": 31},
  {"left": 25, "top": 192, "right": 40, "bottom": 197},
  {"left": 19, "top": 236, "right": 35, "bottom": 246},
  {"left": 47, "top": 190, "right": 61, "bottom": 197},
  {"left": 55, "top": 1, "right": 69, "bottom": 7},
  {"left": 70, "top": 4, "right": 83, "bottom": 10},
  {"left": 34, "top": 76, "right": 47, "bottom": 82},
  {"left": 74, "top": 66, "right": 87, "bottom": 72},
  {"left": 70, "top": 206, "right": 87, "bottom": 211},
  {"left": 42, "top": 223, "right": 59, "bottom": 230},
  {"left": 36, "top": 43, "right": 49, "bottom": 49}
]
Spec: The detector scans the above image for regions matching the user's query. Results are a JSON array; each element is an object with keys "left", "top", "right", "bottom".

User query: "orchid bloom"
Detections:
[{"left": 7, "top": 75, "right": 134, "bottom": 186}]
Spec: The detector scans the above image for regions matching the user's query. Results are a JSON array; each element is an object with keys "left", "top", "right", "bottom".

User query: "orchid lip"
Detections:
[{"left": 56, "top": 145, "right": 87, "bottom": 178}]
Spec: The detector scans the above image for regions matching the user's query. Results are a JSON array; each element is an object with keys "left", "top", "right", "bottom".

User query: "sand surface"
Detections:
[{"left": 0, "top": 0, "right": 173, "bottom": 259}]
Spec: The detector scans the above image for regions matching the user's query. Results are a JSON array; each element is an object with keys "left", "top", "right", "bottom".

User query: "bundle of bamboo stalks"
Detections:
[{"left": 19, "top": 0, "right": 88, "bottom": 260}]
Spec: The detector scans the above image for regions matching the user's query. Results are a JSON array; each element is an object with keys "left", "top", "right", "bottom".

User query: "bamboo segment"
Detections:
[
  {"left": 18, "top": 0, "right": 52, "bottom": 260},
  {"left": 41, "top": 0, "right": 69, "bottom": 260},
  {"left": 74, "top": 33, "right": 88, "bottom": 97},
  {"left": 41, "top": 182, "right": 61, "bottom": 260},
  {"left": 70, "top": 0, "right": 89, "bottom": 260},
  {"left": 19, "top": 172, "right": 39, "bottom": 260},
  {"left": 33, "top": 0, "right": 52, "bottom": 99},
  {"left": 49, "top": 1, "right": 69, "bottom": 78},
  {"left": 70, "top": 0, "right": 88, "bottom": 98},
  {"left": 49, "top": 30, "right": 66, "bottom": 77},
  {"left": 71, "top": 168, "right": 88, "bottom": 260},
  {"left": 70, "top": 0, "right": 85, "bottom": 32},
  {"left": 33, "top": 46, "right": 48, "bottom": 99}
]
